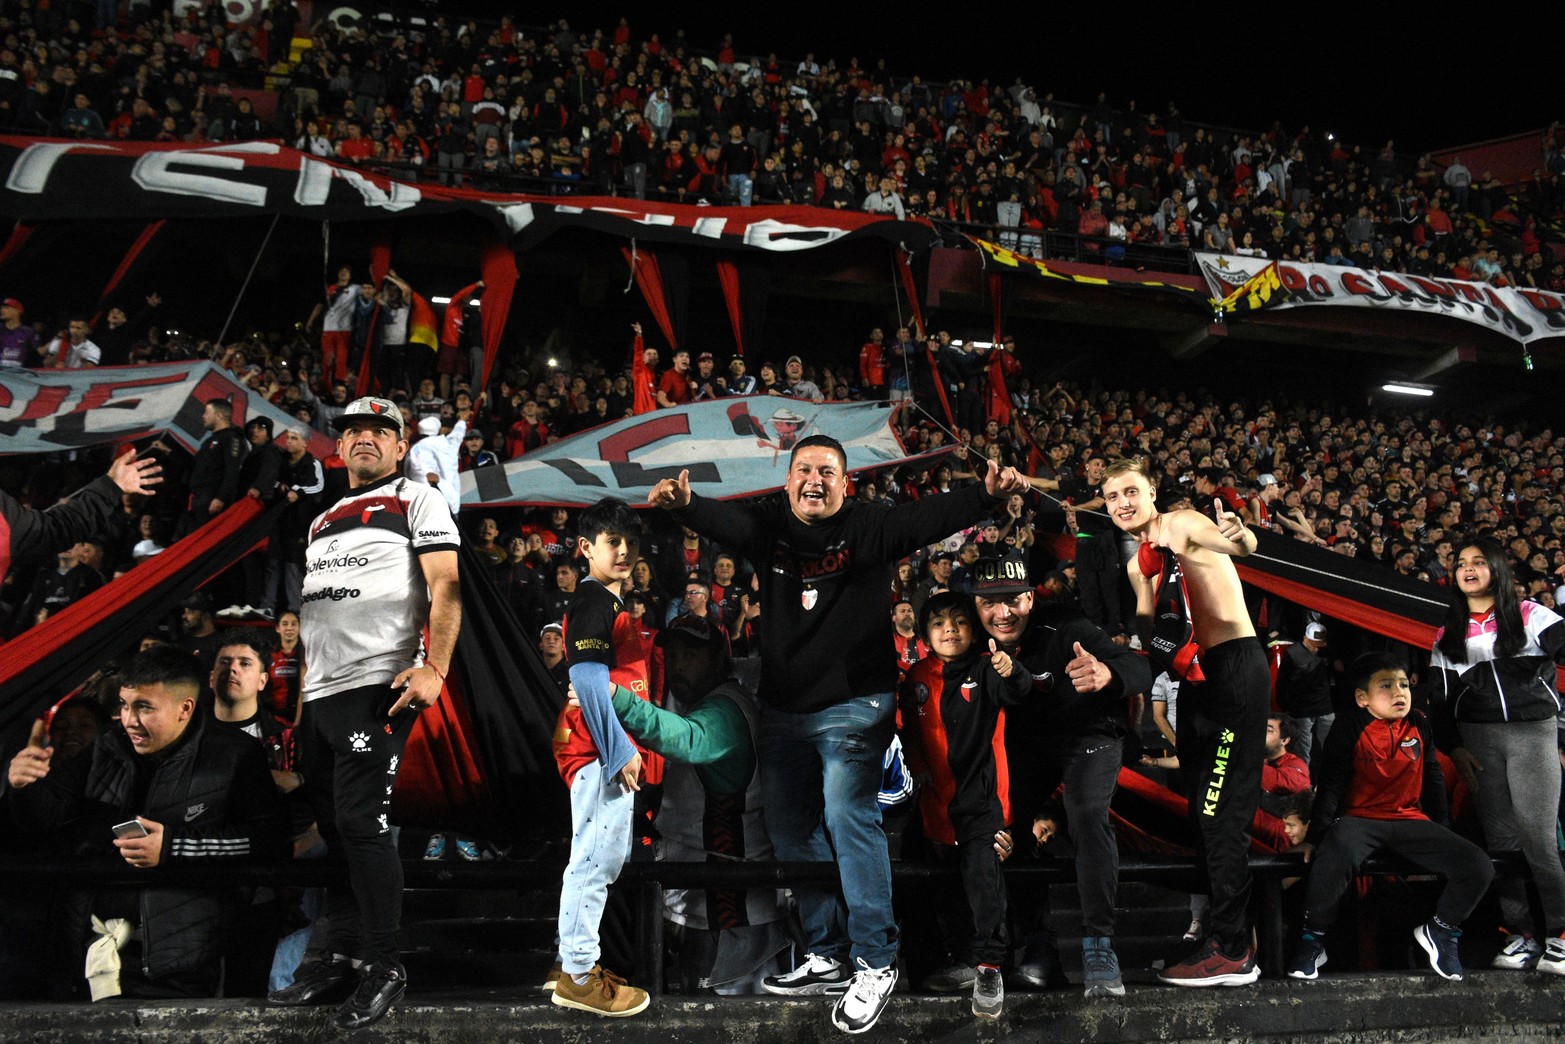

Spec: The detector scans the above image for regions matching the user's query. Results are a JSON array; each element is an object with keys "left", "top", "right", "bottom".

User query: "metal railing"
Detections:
[{"left": 0, "top": 850, "right": 1529, "bottom": 996}]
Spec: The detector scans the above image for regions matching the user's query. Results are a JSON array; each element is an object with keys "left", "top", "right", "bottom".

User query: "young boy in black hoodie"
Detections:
[
  {"left": 1288, "top": 652, "right": 1494, "bottom": 982},
  {"left": 899, "top": 591, "right": 1032, "bottom": 1019}
]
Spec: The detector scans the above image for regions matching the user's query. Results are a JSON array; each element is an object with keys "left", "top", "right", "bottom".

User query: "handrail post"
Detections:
[{"left": 637, "top": 874, "right": 664, "bottom": 998}]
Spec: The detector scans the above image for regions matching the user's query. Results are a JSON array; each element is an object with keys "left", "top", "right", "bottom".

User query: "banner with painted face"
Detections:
[
  {"left": 463, "top": 398, "right": 925, "bottom": 508},
  {"left": 1196, "top": 252, "right": 1565, "bottom": 344},
  {"left": 0, "top": 361, "right": 337, "bottom": 458}
]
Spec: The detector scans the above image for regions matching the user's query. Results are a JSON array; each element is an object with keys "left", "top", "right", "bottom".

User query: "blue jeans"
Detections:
[
  {"left": 728, "top": 173, "right": 753, "bottom": 206},
  {"left": 557, "top": 760, "right": 634, "bottom": 975},
  {"left": 268, "top": 837, "right": 328, "bottom": 991},
  {"left": 759, "top": 694, "right": 896, "bottom": 968},
  {"left": 1288, "top": 712, "right": 1335, "bottom": 765}
]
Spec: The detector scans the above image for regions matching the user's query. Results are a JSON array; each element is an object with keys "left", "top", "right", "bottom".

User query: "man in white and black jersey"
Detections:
[{"left": 267, "top": 396, "right": 461, "bottom": 1030}]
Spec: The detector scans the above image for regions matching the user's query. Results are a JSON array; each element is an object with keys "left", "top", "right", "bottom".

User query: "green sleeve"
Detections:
[{"left": 612, "top": 688, "right": 748, "bottom": 766}]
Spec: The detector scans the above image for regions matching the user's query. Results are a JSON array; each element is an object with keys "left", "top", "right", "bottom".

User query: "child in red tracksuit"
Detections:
[
  {"left": 898, "top": 591, "right": 1031, "bottom": 1019},
  {"left": 1287, "top": 652, "right": 1494, "bottom": 982}
]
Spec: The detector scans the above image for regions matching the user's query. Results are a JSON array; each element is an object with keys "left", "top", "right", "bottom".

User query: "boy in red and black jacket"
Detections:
[
  {"left": 898, "top": 590, "right": 1031, "bottom": 1018},
  {"left": 1288, "top": 652, "right": 1494, "bottom": 983}
]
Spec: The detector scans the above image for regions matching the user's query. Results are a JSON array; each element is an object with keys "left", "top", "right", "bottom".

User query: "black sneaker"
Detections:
[
  {"left": 1288, "top": 932, "right": 1327, "bottom": 980},
  {"left": 1414, "top": 920, "right": 1464, "bottom": 981},
  {"left": 333, "top": 960, "right": 407, "bottom": 1030},
  {"left": 761, "top": 952, "right": 851, "bottom": 996},
  {"left": 267, "top": 952, "right": 356, "bottom": 1006}
]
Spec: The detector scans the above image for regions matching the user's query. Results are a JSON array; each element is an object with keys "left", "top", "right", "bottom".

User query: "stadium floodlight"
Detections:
[{"left": 1381, "top": 383, "right": 1434, "bottom": 397}]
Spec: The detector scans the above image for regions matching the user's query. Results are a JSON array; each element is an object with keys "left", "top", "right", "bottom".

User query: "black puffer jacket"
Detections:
[{"left": 9, "top": 715, "right": 286, "bottom": 982}]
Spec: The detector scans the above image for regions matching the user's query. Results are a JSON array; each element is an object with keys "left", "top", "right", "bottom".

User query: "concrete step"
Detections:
[{"left": 8, "top": 971, "right": 1560, "bottom": 1042}]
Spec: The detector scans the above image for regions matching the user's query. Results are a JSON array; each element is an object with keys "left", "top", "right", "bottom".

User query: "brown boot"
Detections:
[{"left": 550, "top": 965, "right": 651, "bottom": 1017}]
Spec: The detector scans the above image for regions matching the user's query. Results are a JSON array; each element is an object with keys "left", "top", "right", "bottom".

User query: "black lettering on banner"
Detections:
[
  {"left": 608, "top": 460, "right": 721, "bottom": 487},
  {"left": 542, "top": 458, "right": 607, "bottom": 489}
]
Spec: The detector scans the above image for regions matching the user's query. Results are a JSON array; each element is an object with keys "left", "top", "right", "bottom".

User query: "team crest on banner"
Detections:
[{"left": 801, "top": 588, "right": 818, "bottom": 611}]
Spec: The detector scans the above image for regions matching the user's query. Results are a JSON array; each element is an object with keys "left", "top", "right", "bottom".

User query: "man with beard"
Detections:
[{"left": 970, "top": 553, "right": 1148, "bottom": 997}]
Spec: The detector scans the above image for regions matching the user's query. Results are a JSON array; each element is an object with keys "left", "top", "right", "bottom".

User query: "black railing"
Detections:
[{"left": 2, "top": 850, "right": 1530, "bottom": 996}]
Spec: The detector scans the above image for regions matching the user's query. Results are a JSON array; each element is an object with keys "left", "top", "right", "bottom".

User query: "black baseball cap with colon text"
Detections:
[{"left": 970, "top": 553, "right": 1033, "bottom": 597}]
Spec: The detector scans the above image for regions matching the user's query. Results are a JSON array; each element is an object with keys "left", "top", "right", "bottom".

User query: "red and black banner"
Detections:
[
  {"left": 1040, "top": 527, "right": 1446, "bottom": 650},
  {"left": 0, "top": 509, "right": 567, "bottom": 840},
  {"left": 0, "top": 139, "right": 939, "bottom": 256}
]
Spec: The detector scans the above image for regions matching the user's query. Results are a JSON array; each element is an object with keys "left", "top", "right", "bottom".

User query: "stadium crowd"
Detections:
[
  {"left": 1, "top": 2, "right": 1564, "bottom": 1034},
  {"left": 6, "top": 2, "right": 1564, "bottom": 282}
]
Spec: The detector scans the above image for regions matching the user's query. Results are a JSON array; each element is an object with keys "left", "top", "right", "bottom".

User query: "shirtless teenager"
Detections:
[{"left": 1101, "top": 457, "right": 1268, "bottom": 988}]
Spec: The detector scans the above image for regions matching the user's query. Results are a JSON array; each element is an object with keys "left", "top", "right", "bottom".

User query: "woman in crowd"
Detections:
[
  {"left": 1431, "top": 537, "right": 1565, "bottom": 975},
  {"left": 270, "top": 610, "right": 305, "bottom": 721}
]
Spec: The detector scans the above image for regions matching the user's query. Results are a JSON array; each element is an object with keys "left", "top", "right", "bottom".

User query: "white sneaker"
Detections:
[
  {"left": 1493, "top": 932, "right": 1542, "bottom": 970},
  {"left": 761, "top": 952, "right": 851, "bottom": 996},
  {"left": 1537, "top": 936, "right": 1565, "bottom": 976},
  {"left": 829, "top": 959, "right": 896, "bottom": 1034},
  {"left": 217, "top": 604, "right": 251, "bottom": 619},
  {"left": 1182, "top": 918, "right": 1203, "bottom": 942}
]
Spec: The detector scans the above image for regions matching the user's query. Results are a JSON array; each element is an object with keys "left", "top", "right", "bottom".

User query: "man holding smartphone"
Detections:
[
  {"left": 6, "top": 645, "right": 284, "bottom": 1000},
  {"left": 266, "top": 396, "right": 461, "bottom": 1030}
]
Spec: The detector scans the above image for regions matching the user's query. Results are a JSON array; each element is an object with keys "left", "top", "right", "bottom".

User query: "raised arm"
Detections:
[
  {"left": 652, "top": 468, "right": 768, "bottom": 560},
  {"left": 1171, "top": 501, "right": 1257, "bottom": 558}
]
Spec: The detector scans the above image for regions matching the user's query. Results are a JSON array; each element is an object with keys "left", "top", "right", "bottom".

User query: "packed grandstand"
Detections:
[{"left": 0, "top": 1, "right": 1563, "bottom": 1035}]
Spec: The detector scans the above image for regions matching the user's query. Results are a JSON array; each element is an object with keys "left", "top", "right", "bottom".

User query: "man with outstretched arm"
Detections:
[
  {"left": 1, "top": 447, "right": 160, "bottom": 582},
  {"left": 1102, "top": 456, "right": 1268, "bottom": 987},
  {"left": 648, "top": 435, "right": 1026, "bottom": 1033}
]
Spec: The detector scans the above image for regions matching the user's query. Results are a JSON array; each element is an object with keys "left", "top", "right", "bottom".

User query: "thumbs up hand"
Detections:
[
  {"left": 988, "top": 638, "right": 1015, "bottom": 678},
  {"left": 1066, "top": 639, "right": 1112, "bottom": 693},
  {"left": 1213, "top": 497, "right": 1247, "bottom": 545},
  {"left": 8, "top": 718, "right": 52, "bottom": 789}
]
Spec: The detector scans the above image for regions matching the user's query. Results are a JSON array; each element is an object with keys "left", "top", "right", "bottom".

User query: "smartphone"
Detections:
[{"left": 112, "top": 819, "right": 149, "bottom": 840}]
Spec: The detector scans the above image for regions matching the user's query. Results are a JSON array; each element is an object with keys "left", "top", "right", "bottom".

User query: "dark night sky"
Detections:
[{"left": 475, "top": 8, "right": 1559, "bottom": 156}]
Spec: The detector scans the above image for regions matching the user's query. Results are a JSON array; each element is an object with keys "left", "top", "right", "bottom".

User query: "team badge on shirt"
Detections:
[
  {"left": 801, "top": 587, "right": 818, "bottom": 611},
  {"left": 1399, "top": 736, "right": 1421, "bottom": 762}
]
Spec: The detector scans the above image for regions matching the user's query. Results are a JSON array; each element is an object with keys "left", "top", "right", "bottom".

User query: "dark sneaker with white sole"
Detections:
[
  {"left": 1414, "top": 920, "right": 1464, "bottom": 981},
  {"left": 761, "top": 952, "right": 851, "bottom": 996},
  {"left": 1288, "top": 932, "right": 1327, "bottom": 980},
  {"left": 1157, "top": 937, "right": 1260, "bottom": 987}
]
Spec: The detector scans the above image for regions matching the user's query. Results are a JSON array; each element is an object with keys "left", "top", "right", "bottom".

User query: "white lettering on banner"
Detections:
[
  {"left": 132, "top": 150, "right": 269, "bottom": 207},
  {"left": 552, "top": 203, "right": 677, "bottom": 228},
  {"left": 491, "top": 202, "right": 536, "bottom": 234},
  {"left": 693, "top": 217, "right": 727, "bottom": 238},
  {"left": 5, "top": 141, "right": 116, "bottom": 193},
  {"left": 741, "top": 218, "right": 850, "bottom": 251},
  {"left": 294, "top": 157, "right": 422, "bottom": 211}
]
